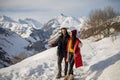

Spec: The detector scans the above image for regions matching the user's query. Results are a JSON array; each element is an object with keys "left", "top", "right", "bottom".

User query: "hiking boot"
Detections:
[
  {"left": 68, "top": 74, "right": 74, "bottom": 80},
  {"left": 56, "top": 72, "right": 62, "bottom": 79},
  {"left": 64, "top": 75, "right": 69, "bottom": 80}
]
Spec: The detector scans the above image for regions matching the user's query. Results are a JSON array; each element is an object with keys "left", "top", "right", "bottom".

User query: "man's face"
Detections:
[{"left": 61, "top": 29, "right": 66, "bottom": 35}]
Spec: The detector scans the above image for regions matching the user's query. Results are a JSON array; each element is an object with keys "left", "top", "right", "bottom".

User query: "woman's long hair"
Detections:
[
  {"left": 61, "top": 28, "right": 69, "bottom": 38},
  {"left": 71, "top": 34, "right": 77, "bottom": 49}
]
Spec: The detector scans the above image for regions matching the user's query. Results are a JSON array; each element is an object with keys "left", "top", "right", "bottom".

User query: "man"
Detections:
[{"left": 49, "top": 28, "right": 70, "bottom": 79}]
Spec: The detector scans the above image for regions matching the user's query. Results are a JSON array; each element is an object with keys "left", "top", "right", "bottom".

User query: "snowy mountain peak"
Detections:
[
  {"left": 21, "top": 18, "right": 43, "bottom": 29},
  {"left": 0, "top": 15, "right": 16, "bottom": 22},
  {"left": 60, "top": 13, "right": 67, "bottom": 17},
  {"left": 43, "top": 14, "right": 82, "bottom": 40},
  {"left": 54, "top": 14, "right": 81, "bottom": 29},
  {"left": 60, "top": 16, "right": 81, "bottom": 30}
]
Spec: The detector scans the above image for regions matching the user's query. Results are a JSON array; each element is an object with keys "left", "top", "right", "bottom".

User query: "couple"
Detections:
[{"left": 50, "top": 28, "right": 83, "bottom": 80}]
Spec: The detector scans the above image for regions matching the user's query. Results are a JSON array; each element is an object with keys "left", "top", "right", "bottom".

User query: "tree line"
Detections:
[{"left": 80, "top": 6, "right": 120, "bottom": 40}]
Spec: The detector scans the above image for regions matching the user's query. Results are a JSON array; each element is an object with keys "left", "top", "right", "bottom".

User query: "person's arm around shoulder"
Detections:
[{"left": 49, "top": 36, "right": 60, "bottom": 47}]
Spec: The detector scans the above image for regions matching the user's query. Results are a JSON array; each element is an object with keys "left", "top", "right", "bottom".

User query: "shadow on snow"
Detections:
[{"left": 87, "top": 52, "right": 120, "bottom": 80}]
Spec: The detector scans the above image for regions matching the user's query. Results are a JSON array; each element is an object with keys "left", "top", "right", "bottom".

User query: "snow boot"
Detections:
[
  {"left": 68, "top": 74, "right": 74, "bottom": 80},
  {"left": 64, "top": 75, "right": 69, "bottom": 80},
  {"left": 56, "top": 72, "right": 62, "bottom": 79}
]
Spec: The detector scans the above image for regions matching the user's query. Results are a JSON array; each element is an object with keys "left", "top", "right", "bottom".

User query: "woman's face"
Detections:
[{"left": 70, "top": 32, "right": 72, "bottom": 38}]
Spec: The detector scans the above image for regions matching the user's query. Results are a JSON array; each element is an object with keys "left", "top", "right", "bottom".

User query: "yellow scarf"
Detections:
[{"left": 69, "top": 39, "right": 74, "bottom": 53}]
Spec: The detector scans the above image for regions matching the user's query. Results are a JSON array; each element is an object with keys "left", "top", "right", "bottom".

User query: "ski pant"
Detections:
[
  {"left": 68, "top": 52, "right": 74, "bottom": 75},
  {"left": 57, "top": 56, "right": 68, "bottom": 75}
]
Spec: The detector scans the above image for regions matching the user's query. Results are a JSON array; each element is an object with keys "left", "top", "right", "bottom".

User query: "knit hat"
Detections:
[{"left": 71, "top": 30, "right": 77, "bottom": 36}]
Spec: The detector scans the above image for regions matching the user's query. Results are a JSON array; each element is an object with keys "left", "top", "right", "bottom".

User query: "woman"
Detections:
[
  {"left": 49, "top": 28, "right": 70, "bottom": 79},
  {"left": 65, "top": 30, "right": 83, "bottom": 80}
]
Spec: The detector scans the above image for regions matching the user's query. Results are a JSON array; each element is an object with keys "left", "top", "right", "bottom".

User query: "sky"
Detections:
[{"left": 0, "top": 0, "right": 120, "bottom": 23}]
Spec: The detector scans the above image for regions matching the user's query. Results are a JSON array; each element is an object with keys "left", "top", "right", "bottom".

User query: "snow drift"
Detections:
[{"left": 0, "top": 34, "right": 120, "bottom": 80}]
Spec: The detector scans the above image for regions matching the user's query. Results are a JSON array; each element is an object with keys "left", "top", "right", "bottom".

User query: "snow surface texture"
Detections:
[{"left": 0, "top": 34, "right": 120, "bottom": 80}]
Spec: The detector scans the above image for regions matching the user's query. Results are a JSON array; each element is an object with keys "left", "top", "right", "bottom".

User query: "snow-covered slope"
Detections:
[
  {"left": 0, "top": 28, "right": 29, "bottom": 56},
  {"left": 0, "top": 27, "right": 33, "bottom": 68},
  {"left": 80, "top": 35, "right": 120, "bottom": 80},
  {"left": 0, "top": 47, "right": 58, "bottom": 80},
  {"left": 0, "top": 34, "right": 120, "bottom": 80}
]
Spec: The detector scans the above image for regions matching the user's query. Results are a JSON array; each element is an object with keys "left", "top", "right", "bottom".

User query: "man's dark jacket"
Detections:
[{"left": 51, "top": 34, "right": 70, "bottom": 57}]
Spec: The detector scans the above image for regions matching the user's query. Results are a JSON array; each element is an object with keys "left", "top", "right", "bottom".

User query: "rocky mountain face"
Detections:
[
  {"left": 0, "top": 47, "right": 11, "bottom": 68},
  {"left": 0, "top": 27, "right": 29, "bottom": 68}
]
